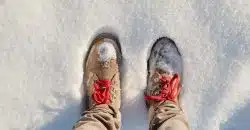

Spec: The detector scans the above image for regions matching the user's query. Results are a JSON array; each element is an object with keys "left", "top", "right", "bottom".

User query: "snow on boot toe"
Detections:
[
  {"left": 98, "top": 42, "right": 117, "bottom": 62},
  {"left": 149, "top": 37, "right": 183, "bottom": 76}
]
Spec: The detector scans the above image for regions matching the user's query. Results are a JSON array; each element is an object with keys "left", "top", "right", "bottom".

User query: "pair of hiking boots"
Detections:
[{"left": 84, "top": 33, "right": 183, "bottom": 122}]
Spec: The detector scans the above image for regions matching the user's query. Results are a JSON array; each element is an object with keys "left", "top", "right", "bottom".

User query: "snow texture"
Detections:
[
  {"left": 0, "top": 0, "right": 250, "bottom": 130},
  {"left": 98, "top": 42, "right": 117, "bottom": 62}
]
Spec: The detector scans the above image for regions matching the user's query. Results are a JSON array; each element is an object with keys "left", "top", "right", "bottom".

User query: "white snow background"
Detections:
[{"left": 0, "top": 0, "right": 250, "bottom": 130}]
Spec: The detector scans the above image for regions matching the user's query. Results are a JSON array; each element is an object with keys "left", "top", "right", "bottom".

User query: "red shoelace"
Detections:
[
  {"left": 145, "top": 74, "right": 182, "bottom": 103},
  {"left": 92, "top": 80, "right": 112, "bottom": 104}
]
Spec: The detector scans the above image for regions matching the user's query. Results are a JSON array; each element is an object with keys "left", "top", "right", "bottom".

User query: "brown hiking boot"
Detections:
[
  {"left": 84, "top": 33, "right": 122, "bottom": 112},
  {"left": 145, "top": 37, "right": 183, "bottom": 110}
]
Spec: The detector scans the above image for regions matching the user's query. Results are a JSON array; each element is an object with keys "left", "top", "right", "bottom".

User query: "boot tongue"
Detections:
[
  {"left": 146, "top": 71, "right": 182, "bottom": 104},
  {"left": 96, "top": 59, "right": 118, "bottom": 80},
  {"left": 155, "top": 64, "right": 174, "bottom": 75},
  {"left": 150, "top": 70, "right": 173, "bottom": 95},
  {"left": 155, "top": 68, "right": 173, "bottom": 77}
]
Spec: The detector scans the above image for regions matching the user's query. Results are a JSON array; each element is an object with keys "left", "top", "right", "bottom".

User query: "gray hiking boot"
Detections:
[
  {"left": 84, "top": 33, "right": 122, "bottom": 112},
  {"left": 145, "top": 37, "right": 183, "bottom": 108}
]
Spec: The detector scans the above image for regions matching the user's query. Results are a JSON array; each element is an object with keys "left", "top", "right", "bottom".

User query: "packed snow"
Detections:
[{"left": 0, "top": 0, "right": 250, "bottom": 130}]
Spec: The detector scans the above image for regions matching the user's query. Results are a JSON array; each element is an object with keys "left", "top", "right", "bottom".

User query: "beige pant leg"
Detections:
[
  {"left": 149, "top": 101, "right": 189, "bottom": 130},
  {"left": 157, "top": 119, "right": 189, "bottom": 130},
  {"left": 73, "top": 104, "right": 121, "bottom": 130}
]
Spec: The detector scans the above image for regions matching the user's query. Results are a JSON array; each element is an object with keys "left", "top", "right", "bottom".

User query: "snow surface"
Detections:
[{"left": 0, "top": 0, "right": 250, "bottom": 130}]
